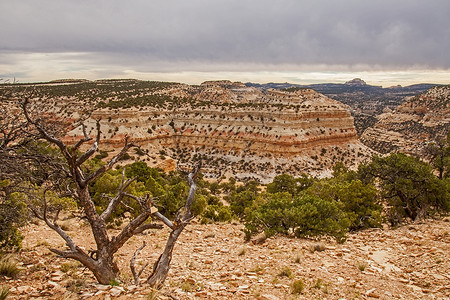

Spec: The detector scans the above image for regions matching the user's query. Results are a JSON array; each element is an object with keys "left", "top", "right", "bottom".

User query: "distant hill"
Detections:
[{"left": 246, "top": 80, "right": 440, "bottom": 135}]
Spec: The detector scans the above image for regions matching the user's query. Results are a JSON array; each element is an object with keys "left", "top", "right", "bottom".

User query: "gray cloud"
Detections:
[{"left": 1, "top": 0, "right": 450, "bottom": 82}]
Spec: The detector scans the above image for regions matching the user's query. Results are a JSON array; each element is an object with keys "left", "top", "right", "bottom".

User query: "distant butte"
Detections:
[{"left": 344, "top": 78, "right": 367, "bottom": 86}]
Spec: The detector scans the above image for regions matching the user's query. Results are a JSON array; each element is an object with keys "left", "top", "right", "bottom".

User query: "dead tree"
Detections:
[
  {"left": 147, "top": 162, "right": 201, "bottom": 287},
  {"left": 22, "top": 98, "right": 156, "bottom": 284},
  {"left": 128, "top": 162, "right": 201, "bottom": 288},
  {"left": 22, "top": 98, "right": 201, "bottom": 287}
]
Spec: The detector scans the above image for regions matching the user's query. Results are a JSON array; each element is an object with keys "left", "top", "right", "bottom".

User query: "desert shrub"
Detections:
[
  {"left": 291, "top": 279, "right": 305, "bottom": 294},
  {"left": 228, "top": 190, "right": 257, "bottom": 218},
  {"left": 243, "top": 192, "right": 350, "bottom": 242},
  {"left": 0, "top": 188, "right": 28, "bottom": 250},
  {"left": 278, "top": 266, "right": 293, "bottom": 278},
  {"left": 157, "top": 181, "right": 189, "bottom": 218},
  {"left": 206, "top": 181, "right": 221, "bottom": 195},
  {"left": 307, "top": 178, "right": 382, "bottom": 230},
  {"left": 359, "top": 153, "right": 450, "bottom": 225},
  {"left": 308, "top": 242, "right": 326, "bottom": 253},
  {"left": 191, "top": 194, "right": 207, "bottom": 216},
  {"left": 0, "top": 286, "right": 9, "bottom": 300},
  {"left": 201, "top": 204, "right": 233, "bottom": 223},
  {"left": 266, "top": 173, "right": 313, "bottom": 196},
  {"left": 220, "top": 177, "right": 236, "bottom": 193},
  {"left": 124, "top": 162, "right": 161, "bottom": 183},
  {"left": 0, "top": 255, "right": 21, "bottom": 278},
  {"left": 91, "top": 164, "right": 206, "bottom": 222},
  {"left": 93, "top": 150, "right": 108, "bottom": 160},
  {"left": 90, "top": 170, "right": 144, "bottom": 220}
]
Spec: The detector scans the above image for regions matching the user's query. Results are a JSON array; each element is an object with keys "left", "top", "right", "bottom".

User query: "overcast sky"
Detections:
[{"left": 1, "top": 0, "right": 449, "bottom": 86}]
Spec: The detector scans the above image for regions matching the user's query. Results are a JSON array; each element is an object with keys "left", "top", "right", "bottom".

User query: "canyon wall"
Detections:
[
  {"left": 1, "top": 79, "right": 373, "bottom": 182},
  {"left": 62, "top": 80, "right": 372, "bottom": 181},
  {"left": 361, "top": 85, "right": 450, "bottom": 155}
]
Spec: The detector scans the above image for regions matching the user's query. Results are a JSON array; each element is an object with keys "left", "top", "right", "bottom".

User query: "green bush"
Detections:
[
  {"left": 359, "top": 153, "right": 450, "bottom": 224},
  {"left": 266, "top": 174, "right": 313, "bottom": 196},
  {"left": 90, "top": 170, "right": 144, "bottom": 220},
  {"left": 201, "top": 204, "right": 233, "bottom": 223},
  {"left": 307, "top": 179, "right": 382, "bottom": 230},
  {"left": 228, "top": 190, "right": 257, "bottom": 218},
  {"left": 0, "top": 191, "right": 27, "bottom": 250},
  {"left": 243, "top": 192, "right": 350, "bottom": 242},
  {"left": 191, "top": 194, "right": 207, "bottom": 216}
]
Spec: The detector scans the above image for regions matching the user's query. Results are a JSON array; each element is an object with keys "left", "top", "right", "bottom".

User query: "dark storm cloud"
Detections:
[{"left": 1, "top": 0, "right": 449, "bottom": 72}]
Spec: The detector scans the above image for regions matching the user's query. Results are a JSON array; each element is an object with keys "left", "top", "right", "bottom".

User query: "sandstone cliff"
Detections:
[
  {"left": 361, "top": 85, "right": 450, "bottom": 155},
  {"left": 2, "top": 79, "right": 373, "bottom": 182}
]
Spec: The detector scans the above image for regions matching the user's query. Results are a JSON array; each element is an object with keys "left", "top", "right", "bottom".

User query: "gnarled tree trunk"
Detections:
[
  {"left": 22, "top": 98, "right": 154, "bottom": 284},
  {"left": 146, "top": 163, "right": 200, "bottom": 288}
]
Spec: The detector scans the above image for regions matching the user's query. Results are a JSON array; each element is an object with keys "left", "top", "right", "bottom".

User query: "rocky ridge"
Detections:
[
  {"left": 361, "top": 85, "right": 450, "bottom": 155},
  {"left": 247, "top": 80, "right": 438, "bottom": 136},
  {"left": 71, "top": 81, "right": 371, "bottom": 181},
  {"left": 0, "top": 79, "right": 372, "bottom": 182}
]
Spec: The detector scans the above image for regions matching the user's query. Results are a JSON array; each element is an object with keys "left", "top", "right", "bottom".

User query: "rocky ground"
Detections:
[{"left": 1, "top": 216, "right": 449, "bottom": 300}]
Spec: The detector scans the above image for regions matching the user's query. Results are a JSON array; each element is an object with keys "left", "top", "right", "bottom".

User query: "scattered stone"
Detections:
[
  {"left": 17, "top": 285, "right": 34, "bottom": 294},
  {"left": 47, "top": 280, "right": 59, "bottom": 289},
  {"left": 238, "top": 285, "right": 250, "bottom": 290},
  {"left": 14, "top": 216, "right": 450, "bottom": 300},
  {"left": 261, "top": 294, "right": 278, "bottom": 300},
  {"left": 365, "top": 288, "right": 380, "bottom": 298},
  {"left": 110, "top": 286, "right": 124, "bottom": 297},
  {"left": 93, "top": 283, "right": 110, "bottom": 291},
  {"left": 80, "top": 292, "right": 94, "bottom": 299},
  {"left": 209, "top": 283, "right": 224, "bottom": 291}
]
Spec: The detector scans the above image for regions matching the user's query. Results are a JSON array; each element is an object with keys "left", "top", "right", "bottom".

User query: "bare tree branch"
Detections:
[
  {"left": 100, "top": 171, "right": 137, "bottom": 221},
  {"left": 146, "top": 161, "right": 201, "bottom": 288},
  {"left": 84, "top": 136, "right": 135, "bottom": 186},
  {"left": 130, "top": 242, "right": 149, "bottom": 285},
  {"left": 75, "top": 120, "right": 101, "bottom": 166},
  {"left": 71, "top": 124, "right": 92, "bottom": 151}
]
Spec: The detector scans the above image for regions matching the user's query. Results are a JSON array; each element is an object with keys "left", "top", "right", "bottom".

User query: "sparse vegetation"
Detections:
[
  {"left": 313, "top": 278, "right": 324, "bottom": 289},
  {"left": 357, "top": 261, "right": 367, "bottom": 272},
  {"left": 0, "top": 255, "right": 21, "bottom": 278},
  {"left": 0, "top": 286, "right": 9, "bottom": 300},
  {"left": 309, "top": 243, "right": 326, "bottom": 253},
  {"left": 294, "top": 253, "right": 302, "bottom": 264},
  {"left": 290, "top": 279, "right": 305, "bottom": 294},
  {"left": 0, "top": 188, "right": 27, "bottom": 250},
  {"left": 1, "top": 79, "right": 449, "bottom": 298},
  {"left": 278, "top": 266, "right": 294, "bottom": 278}
]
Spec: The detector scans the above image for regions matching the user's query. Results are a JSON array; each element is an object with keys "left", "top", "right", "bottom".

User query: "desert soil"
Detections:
[{"left": 1, "top": 216, "right": 449, "bottom": 300}]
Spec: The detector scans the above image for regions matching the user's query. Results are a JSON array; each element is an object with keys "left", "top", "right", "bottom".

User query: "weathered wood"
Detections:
[
  {"left": 146, "top": 162, "right": 201, "bottom": 288},
  {"left": 22, "top": 101, "right": 153, "bottom": 284}
]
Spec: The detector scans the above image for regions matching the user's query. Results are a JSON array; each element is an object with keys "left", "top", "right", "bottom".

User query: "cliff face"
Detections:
[
  {"left": 247, "top": 81, "right": 437, "bottom": 136},
  {"left": 61, "top": 80, "right": 372, "bottom": 181},
  {"left": 361, "top": 85, "right": 450, "bottom": 155},
  {"left": 1, "top": 79, "right": 373, "bottom": 182}
]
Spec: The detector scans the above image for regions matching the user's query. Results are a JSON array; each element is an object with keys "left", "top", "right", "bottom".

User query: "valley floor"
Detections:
[{"left": 2, "top": 217, "right": 450, "bottom": 299}]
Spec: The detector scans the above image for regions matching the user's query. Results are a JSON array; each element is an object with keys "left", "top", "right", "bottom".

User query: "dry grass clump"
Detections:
[
  {"left": 291, "top": 279, "right": 305, "bottom": 294},
  {"left": 0, "top": 286, "right": 10, "bottom": 300},
  {"left": 0, "top": 255, "right": 20, "bottom": 278},
  {"left": 278, "top": 266, "right": 294, "bottom": 278},
  {"left": 308, "top": 242, "right": 326, "bottom": 253}
]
